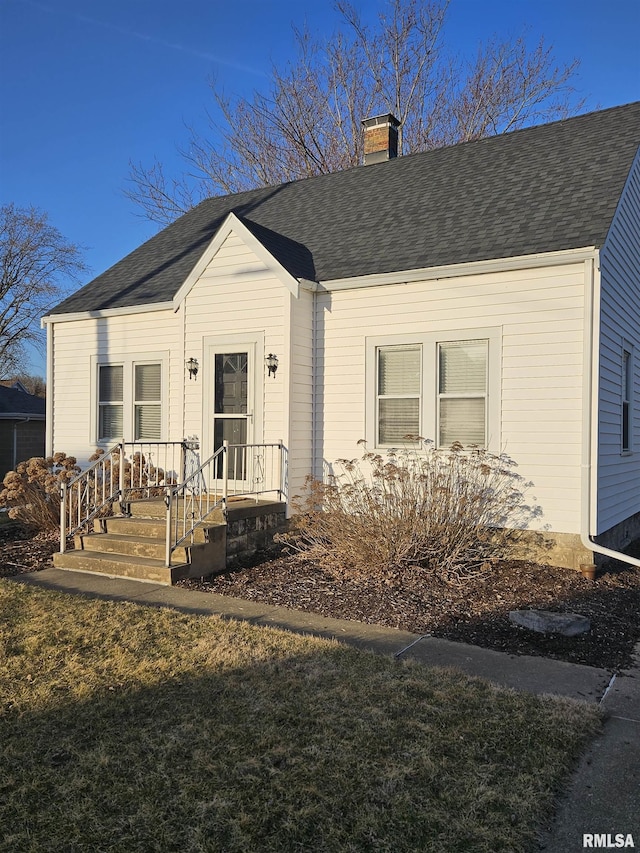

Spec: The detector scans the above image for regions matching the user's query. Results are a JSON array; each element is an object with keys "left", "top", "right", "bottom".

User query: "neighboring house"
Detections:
[
  {"left": 43, "top": 103, "right": 640, "bottom": 570},
  {"left": 0, "top": 384, "right": 46, "bottom": 479}
]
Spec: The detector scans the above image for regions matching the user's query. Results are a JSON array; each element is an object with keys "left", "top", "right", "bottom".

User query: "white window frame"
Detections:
[
  {"left": 366, "top": 328, "right": 501, "bottom": 450},
  {"left": 622, "top": 343, "right": 633, "bottom": 454},
  {"left": 91, "top": 351, "right": 169, "bottom": 446}
]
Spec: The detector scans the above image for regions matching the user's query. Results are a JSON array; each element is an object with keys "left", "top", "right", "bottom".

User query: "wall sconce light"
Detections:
[
  {"left": 186, "top": 357, "right": 199, "bottom": 380},
  {"left": 265, "top": 353, "right": 279, "bottom": 378}
]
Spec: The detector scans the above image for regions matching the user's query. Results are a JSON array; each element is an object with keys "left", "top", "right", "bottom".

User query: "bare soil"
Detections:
[{"left": 2, "top": 522, "right": 639, "bottom": 672}]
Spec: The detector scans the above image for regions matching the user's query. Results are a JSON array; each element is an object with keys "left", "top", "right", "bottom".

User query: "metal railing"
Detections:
[
  {"left": 59, "top": 440, "right": 286, "bottom": 566},
  {"left": 60, "top": 441, "right": 187, "bottom": 552},
  {"left": 165, "top": 440, "right": 285, "bottom": 565}
]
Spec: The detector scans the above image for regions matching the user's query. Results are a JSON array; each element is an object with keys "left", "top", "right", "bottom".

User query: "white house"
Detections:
[{"left": 44, "top": 103, "right": 640, "bottom": 574}]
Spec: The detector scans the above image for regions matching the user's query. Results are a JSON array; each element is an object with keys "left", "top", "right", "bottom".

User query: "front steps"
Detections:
[{"left": 53, "top": 496, "right": 286, "bottom": 585}]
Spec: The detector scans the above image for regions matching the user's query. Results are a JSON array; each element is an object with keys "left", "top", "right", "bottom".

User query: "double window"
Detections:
[
  {"left": 369, "top": 330, "right": 499, "bottom": 449},
  {"left": 95, "top": 357, "right": 165, "bottom": 443}
]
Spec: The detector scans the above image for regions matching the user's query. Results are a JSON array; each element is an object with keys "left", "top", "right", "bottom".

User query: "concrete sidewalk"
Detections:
[{"left": 9, "top": 567, "right": 640, "bottom": 851}]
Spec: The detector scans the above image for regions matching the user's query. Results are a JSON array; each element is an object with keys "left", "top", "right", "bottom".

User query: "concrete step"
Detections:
[
  {"left": 53, "top": 549, "right": 190, "bottom": 585},
  {"left": 100, "top": 515, "right": 222, "bottom": 542},
  {"left": 79, "top": 532, "right": 189, "bottom": 563},
  {"left": 118, "top": 497, "right": 225, "bottom": 521}
]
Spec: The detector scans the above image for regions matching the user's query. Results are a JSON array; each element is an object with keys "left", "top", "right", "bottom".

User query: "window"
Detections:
[
  {"left": 367, "top": 329, "right": 500, "bottom": 450},
  {"left": 376, "top": 345, "right": 421, "bottom": 444},
  {"left": 93, "top": 354, "right": 166, "bottom": 444},
  {"left": 622, "top": 348, "right": 632, "bottom": 452},
  {"left": 134, "top": 363, "right": 162, "bottom": 440},
  {"left": 98, "top": 365, "right": 123, "bottom": 440},
  {"left": 438, "top": 340, "right": 488, "bottom": 447}
]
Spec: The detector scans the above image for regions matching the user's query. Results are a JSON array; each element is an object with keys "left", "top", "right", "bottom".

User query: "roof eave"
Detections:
[{"left": 318, "top": 247, "right": 600, "bottom": 291}]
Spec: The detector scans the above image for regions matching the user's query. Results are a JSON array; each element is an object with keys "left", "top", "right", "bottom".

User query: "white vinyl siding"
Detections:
[
  {"left": 377, "top": 345, "right": 421, "bottom": 444},
  {"left": 598, "top": 151, "right": 640, "bottom": 533},
  {"left": 183, "top": 230, "right": 287, "bottom": 462},
  {"left": 49, "top": 311, "right": 178, "bottom": 464},
  {"left": 321, "top": 262, "right": 586, "bottom": 535},
  {"left": 289, "top": 287, "right": 314, "bottom": 494}
]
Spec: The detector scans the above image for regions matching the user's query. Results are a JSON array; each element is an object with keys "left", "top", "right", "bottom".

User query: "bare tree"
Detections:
[
  {"left": 126, "top": 0, "right": 582, "bottom": 225},
  {"left": 0, "top": 204, "right": 87, "bottom": 373}
]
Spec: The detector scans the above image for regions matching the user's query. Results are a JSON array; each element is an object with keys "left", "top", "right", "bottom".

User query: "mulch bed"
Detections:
[
  {"left": 2, "top": 521, "right": 639, "bottom": 672},
  {"left": 0, "top": 523, "right": 60, "bottom": 578},
  {"left": 180, "top": 549, "right": 640, "bottom": 672}
]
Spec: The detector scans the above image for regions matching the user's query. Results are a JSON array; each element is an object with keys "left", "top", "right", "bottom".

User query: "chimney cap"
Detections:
[{"left": 361, "top": 113, "right": 401, "bottom": 129}]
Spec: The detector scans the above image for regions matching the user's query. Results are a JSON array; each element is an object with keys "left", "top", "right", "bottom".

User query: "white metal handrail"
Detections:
[
  {"left": 59, "top": 439, "right": 285, "bottom": 565},
  {"left": 60, "top": 444, "right": 122, "bottom": 552},
  {"left": 60, "top": 441, "right": 187, "bottom": 552},
  {"left": 165, "top": 440, "right": 284, "bottom": 565}
]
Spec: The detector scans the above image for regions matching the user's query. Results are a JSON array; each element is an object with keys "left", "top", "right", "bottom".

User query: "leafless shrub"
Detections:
[
  {"left": 0, "top": 453, "right": 80, "bottom": 530},
  {"left": 278, "top": 439, "right": 544, "bottom": 585},
  {"left": 0, "top": 448, "right": 177, "bottom": 534}
]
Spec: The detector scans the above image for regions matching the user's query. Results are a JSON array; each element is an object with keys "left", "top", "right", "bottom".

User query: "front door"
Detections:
[{"left": 213, "top": 351, "right": 252, "bottom": 481}]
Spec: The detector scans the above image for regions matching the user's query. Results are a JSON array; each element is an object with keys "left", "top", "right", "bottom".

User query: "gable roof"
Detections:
[
  {"left": 50, "top": 102, "right": 640, "bottom": 316},
  {"left": 0, "top": 385, "right": 46, "bottom": 419}
]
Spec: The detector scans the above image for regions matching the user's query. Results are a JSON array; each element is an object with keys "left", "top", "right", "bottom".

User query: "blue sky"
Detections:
[{"left": 1, "top": 0, "right": 639, "bottom": 376}]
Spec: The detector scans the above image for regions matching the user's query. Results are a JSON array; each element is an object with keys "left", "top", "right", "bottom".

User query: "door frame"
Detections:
[{"left": 202, "top": 332, "right": 264, "bottom": 464}]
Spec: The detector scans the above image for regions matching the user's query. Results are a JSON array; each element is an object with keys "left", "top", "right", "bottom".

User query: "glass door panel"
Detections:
[{"left": 213, "top": 351, "right": 251, "bottom": 482}]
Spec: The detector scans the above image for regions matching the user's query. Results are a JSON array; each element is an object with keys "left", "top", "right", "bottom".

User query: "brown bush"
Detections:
[
  {"left": 0, "top": 454, "right": 80, "bottom": 531},
  {"left": 277, "top": 440, "right": 544, "bottom": 585}
]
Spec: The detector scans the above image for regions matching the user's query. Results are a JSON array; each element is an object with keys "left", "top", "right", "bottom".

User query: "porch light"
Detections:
[
  {"left": 186, "top": 357, "right": 199, "bottom": 380},
  {"left": 265, "top": 353, "right": 279, "bottom": 378}
]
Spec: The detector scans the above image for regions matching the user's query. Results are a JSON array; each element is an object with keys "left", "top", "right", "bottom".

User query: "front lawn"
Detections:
[{"left": 1, "top": 581, "right": 600, "bottom": 853}]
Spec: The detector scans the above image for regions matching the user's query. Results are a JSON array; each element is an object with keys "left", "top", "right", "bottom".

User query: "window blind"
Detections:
[
  {"left": 439, "top": 340, "right": 487, "bottom": 394},
  {"left": 134, "top": 364, "right": 162, "bottom": 441},
  {"left": 99, "top": 365, "right": 123, "bottom": 401},
  {"left": 98, "top": 365, "right": 123, "bottom": 440},
  {"left": 378, "top": 346, "right": 420, "bottom": 395},
  {"left": 377, "top": 345, "right": 421, "bottom": 443},
  {"left": 438, "top": 340, "right": 487, "bottom": 447}
]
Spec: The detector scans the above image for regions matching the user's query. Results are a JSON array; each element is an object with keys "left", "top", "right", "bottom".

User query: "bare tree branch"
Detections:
[
  {"left": 0, "top": 204, "right": 88, "bottom": 373},
  {"left": 126, "top": 0, "right": 583, "bottom": 225}
]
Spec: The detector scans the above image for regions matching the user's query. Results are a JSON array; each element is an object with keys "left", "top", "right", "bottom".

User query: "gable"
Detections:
[{"left": 172, "top": 213, "right": 299, "bottom": 309}]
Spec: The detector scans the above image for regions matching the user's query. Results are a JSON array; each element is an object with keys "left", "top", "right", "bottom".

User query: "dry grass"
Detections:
[{"left": 1, "top": 581, "right": 601, "bottom": 853}]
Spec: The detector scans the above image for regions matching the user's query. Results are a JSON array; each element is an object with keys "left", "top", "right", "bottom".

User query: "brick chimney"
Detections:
[{"left": 361, "top": 113, "right": 400, "bottom": 165}]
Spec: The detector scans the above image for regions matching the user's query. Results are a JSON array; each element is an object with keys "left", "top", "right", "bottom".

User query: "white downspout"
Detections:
[{"left": 580, "top": 254, "right": 640, "bottom": 568}]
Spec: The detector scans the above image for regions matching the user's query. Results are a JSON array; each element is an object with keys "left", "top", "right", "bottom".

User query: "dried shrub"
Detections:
[
  {"left": 0, "top": 453, "right": 80, "bottom": 531},
  {"left": 0, "top": 447, "right": 179, "bottom": 535},
  {"left": 278, "top": 439, "right": 545, "bottom": 585},
  {"left": 87, "top": 448, "right": 172, "bottom": 501}
]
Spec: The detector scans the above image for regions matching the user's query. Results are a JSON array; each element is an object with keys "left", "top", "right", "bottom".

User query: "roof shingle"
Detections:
[{"left": 51, "top": 102, "right": 640, "bottom": 315}]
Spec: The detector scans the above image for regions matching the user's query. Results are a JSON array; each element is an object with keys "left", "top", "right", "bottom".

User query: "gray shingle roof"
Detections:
[
  {"left": 0, "top": 385, "right": 46, "bottom": 418},
  {"left": 51, "top": 102, "right": 640, "bottom": 315}
]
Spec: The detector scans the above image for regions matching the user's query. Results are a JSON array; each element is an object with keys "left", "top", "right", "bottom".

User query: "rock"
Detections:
[{"left": 508, "top": 609, "right": 591, "bottom": 636}]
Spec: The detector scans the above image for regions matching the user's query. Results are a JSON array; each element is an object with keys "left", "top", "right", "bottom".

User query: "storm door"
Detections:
[{"left": 213, "top": 351, "right": 252, "bottom": 480}]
